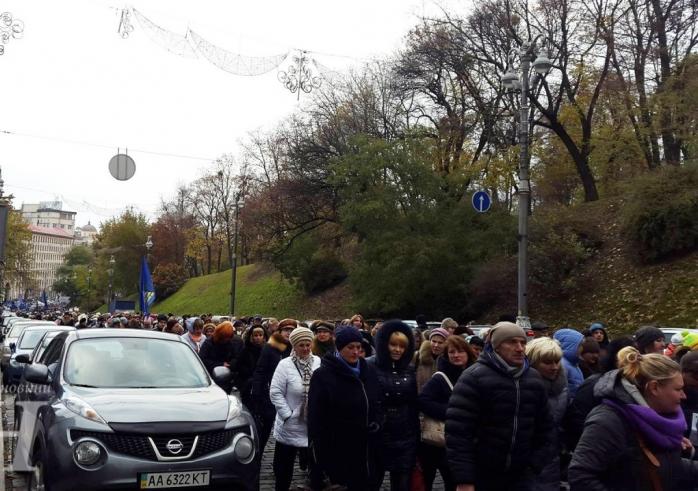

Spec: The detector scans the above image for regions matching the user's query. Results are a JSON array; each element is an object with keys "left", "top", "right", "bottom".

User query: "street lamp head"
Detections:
[
  {"left": 145, "top": 235, "right": 153, "bottom": 250},
  {"left": 533, "top": 52, "right": 553, "bottom": 75},
  {"left": 501, "top": 69, "right": 520, "bottom": 91},
  {"left": 109, "top": 255, "right": 116, "bottom": 265}
]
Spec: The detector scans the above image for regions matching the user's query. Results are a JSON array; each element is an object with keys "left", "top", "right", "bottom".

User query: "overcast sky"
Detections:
[{"left": 0, "top": 0, "right": 454, "bottom": 228}]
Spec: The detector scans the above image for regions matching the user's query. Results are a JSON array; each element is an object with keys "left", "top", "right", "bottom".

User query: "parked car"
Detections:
[
  {"left": 16, "top": 328, "right": 259, "bottom": 491},
  {"left": 6, "top": 325, "right": 75, "bottom": 385},
  {"left": 2, "top": 321, "right": 55, "bottom": 378},
  {"left": 660, "top": 327, "right": 698, "bottom": 346}
]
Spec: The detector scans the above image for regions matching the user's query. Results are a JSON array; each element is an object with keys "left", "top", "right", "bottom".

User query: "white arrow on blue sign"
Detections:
[{"left": 472, "top": 191, "right": 492, "bottom": 213}]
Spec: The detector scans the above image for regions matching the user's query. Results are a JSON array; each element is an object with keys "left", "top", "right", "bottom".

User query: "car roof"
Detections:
[
  {"left": 22, "top": 325, "right": 75, "bottom": 332},
  {"left": 72, "top": 328, "right": 182, "bottom": 340}
]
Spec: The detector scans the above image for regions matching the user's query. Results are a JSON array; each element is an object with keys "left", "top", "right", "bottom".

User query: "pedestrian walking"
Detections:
[
  {"left": 307, "top": 326, "right": 382, "bottom": 491},
  {"left": 525, "top": 337, "right": 568, "bottom": 491},
  {"left": 310, "top": 320, "right": 335, "bottom": 358},
  {"left": 418, "top": 335, "right": 475, "bottom": 491},
  {"left": 588, "top": 322, "right": 610, "bottom": 356},
  {"left": 553, "top": 328, "right": 585, "bottom": 399},
  {"left": 234, "top": 325, "right": 268, "bottom": 408},
  {"left": 569, "top": 346, "right": 698, "bottom": 489},
  {"left": 446, "top": 321, "right": 553, "bottom": 491},
  {"left": 270, "top": 327, "right": 320, "bottom": 491},
  {"left": 415, "top": 327, "right": 449, "bottom": 392},
  {"left": 634, "top": 325, "right": 666, "bottom": 354},
  {"left": 369, "top": 320, "right": 419, "bottom": 491},
  {"left": 199, "top": 321, "right": 244, "bottom": 378},
  {"left": 251, "top": 319, "right": 294, "bottom": 452},
  {"left": 181, "top": 317, "right": 205, "bottom": 353},
  {"left": 578, "top": 337, "right": 601, "bottom": 379}
]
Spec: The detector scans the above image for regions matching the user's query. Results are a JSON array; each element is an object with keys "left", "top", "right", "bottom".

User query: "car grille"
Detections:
[{"left": 71, "top": 426, "right": 250, "bottom": 461}]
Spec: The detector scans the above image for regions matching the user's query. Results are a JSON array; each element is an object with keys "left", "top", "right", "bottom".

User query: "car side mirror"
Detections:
[
  {"left": 9, "top": 343, "right": 16, "bottom": 353},
  {"left": 212, "top": 366, "right": 232, "bottom": 385},
  {"left": 25, "top": 364, "right": 51, "bottom": 385},
  {"left": 15, "top": 354, "right": 30, "bottom": 364}
]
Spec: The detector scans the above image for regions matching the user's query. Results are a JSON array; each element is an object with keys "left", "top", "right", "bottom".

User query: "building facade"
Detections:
[
  {"left": 25, "top": 225, "right": 76, "bottom": 294},
  {"left": 20, "top": 201, "right": 77, "bottom": 232}
]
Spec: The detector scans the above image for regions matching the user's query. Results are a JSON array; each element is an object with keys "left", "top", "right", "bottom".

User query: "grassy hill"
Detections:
[
  {"left": 478, "top": 197, "right": 698, "bottom": 334},
  {"left": 152, "top": 264, "right": 352, "bottom": 319}
]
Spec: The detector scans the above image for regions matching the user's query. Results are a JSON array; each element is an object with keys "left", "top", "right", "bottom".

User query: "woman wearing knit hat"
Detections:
[
  {"left": 307, "top": 326, "right": 382, "bottom": 490},
  {"left": 269, "top": 327, "right": 320, "bottom": 491}
]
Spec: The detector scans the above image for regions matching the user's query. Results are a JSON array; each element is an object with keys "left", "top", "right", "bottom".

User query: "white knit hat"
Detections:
[{"left": 289, "top": 326, "right": 314, "bottom": 347}]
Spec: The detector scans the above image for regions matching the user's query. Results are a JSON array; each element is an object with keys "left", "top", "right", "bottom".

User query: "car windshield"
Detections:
[
  {"left": 9, "top": 324, "right": 30, "bottom": 338},
  {"left": 63, "top": 337, "right": 210, "bottom": 388},
  {"left": 19, "top": 330, "right": 52, "bottom": 349}
]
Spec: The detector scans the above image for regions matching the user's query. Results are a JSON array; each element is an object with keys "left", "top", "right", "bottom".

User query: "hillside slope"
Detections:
[
  {"left": 153, "top": 264, "right": 352, "bottom": 319},
  {"left": 480, "top": 198, "right": 698, "bottom": 333}
]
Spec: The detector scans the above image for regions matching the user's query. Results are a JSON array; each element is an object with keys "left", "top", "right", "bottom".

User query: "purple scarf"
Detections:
[{"left": 603, "top": 399, "right": 687, "bottom": 450}]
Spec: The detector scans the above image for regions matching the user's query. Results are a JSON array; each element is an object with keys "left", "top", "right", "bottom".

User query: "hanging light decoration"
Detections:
[
  {"left": 117, "top": 8, "right": 134, "bottom": 39},
  {"left": 0, "top": 12, "right": 24, "bottom": 56},
  {"left": 277, "top": 50, "right": 323, "bottom": 100}
]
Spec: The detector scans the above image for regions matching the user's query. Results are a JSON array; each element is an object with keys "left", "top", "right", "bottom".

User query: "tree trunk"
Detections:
[{"left": 548, "top": 118, "right": 600, "bottom": 202}]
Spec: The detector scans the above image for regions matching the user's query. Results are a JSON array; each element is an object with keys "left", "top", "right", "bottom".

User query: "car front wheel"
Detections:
[{"left": 27, "top": 446, "right": 49, "bottom": 491}]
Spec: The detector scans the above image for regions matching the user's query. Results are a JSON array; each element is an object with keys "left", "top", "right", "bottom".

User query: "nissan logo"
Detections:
[{"left": 166, "top": 439, "right": 184, "bottom": 455}]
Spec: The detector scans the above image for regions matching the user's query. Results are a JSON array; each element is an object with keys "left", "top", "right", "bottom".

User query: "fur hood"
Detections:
[
  {"left": 375, "top": 320, "right": 416, "bottom": 370},
  {"left": 416, "top": 339, "right": 436, "bottom": 367},
  {"left": 268, "top": 331, "right": 290, "bottom": 352}
]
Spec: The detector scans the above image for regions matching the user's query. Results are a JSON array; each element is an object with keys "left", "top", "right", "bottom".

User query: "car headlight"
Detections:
[
  {"left": 227, "top": 395, "right": 242, "bottom": 421},
  {"left": 64, "top": 397, "right": 107, "bottom": 425},
  {"left": 232, "top": 434, "right": 255, "bottom": 464},
  {"left": 74, "top": 440, "right": 102, "bottom": 466}
]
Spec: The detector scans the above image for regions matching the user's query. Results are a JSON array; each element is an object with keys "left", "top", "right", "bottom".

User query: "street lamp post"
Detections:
[
  {"left": 501, "top": 36, "right": 553, "bottom": 327},
  {"left": 107, "top": 255, "right": 115, "bottom": 312},
  {"left": 87, "top": 266, "right": 92, "bottom": 310},
  {"left": 230, "top": 195, "right": 243, "bottom": 318}
]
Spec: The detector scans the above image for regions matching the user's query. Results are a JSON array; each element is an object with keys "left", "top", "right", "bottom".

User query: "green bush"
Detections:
[
  {"left": 621, "top": 166, "right": 698, "bottom": 263},
  {"left": 153, "top": 263, "right": 189, "bottom": 300}
]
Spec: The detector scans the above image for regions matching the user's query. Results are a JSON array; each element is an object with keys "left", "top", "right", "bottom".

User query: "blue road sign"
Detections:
[{"left": 472, "top": 191, "right": 492, "bottom": 213}]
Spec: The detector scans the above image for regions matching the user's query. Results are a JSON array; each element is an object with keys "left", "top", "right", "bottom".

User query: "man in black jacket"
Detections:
[{"left": 446, "top": 321, "right": 553, "bottom": 491}]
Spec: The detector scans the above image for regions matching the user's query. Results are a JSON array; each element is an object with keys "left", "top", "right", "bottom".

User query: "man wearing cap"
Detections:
[
  {"left": 447, "top": 322, "right": 553, "bottom": 491},
  {"left": 530, "top": 321, "right": 549, "bottom": 339},
  {"left": 414, "top": 327, "right": 450, "bottom": 392},
  {"left": 634, "top": 325, "right": 666, "bottom": 354}
]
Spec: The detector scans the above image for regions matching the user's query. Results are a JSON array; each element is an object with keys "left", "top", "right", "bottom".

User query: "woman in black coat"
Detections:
[
  {"left": 198, "top": 321, "right": 243, "bottom": 388},
  {"left": 369, "top": 320, "right": 419, "bottom": 491},
  {"left": 233, "top": 325, "right": 268, "bottom": 408},
  {"left": 250, "top": 323, "right": 293, "bottom": 451},
  {"left": 418, "top": 336, "right": 474, "bottom": 491},
  {"left": 569, "top": 346, "right": 698, "bottom": 490},
  {"left": 307, "top": 326, "right": 382, "bottom": 491}
]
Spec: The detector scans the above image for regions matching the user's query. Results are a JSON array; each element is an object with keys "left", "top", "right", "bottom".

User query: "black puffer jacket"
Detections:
[
  {"left": 369, "top": 320, "right": 419, "bottom": 473},
  {"left": 445, "top": 344, "right": 553, "bottom": 488},
  {"left": 569, "top": 370, "right": 698, "bottom": 490},
  {"left": 418, "top": 354, "right": 465, "bottom": 421},
  {"left": 308, "top": 353, "right": 381, "bottom": 490},
  {"left": 199, "top": 336, "right": 244, "bottom": 375},
  {"left": 565, "top": 372, "right": 602, "bottom": 449},
  {"left": 250, "top": 333, "right": 291, "bottom": 419},
  {"left": 233, "top": 328, "right": 267, "bottom": 408}
]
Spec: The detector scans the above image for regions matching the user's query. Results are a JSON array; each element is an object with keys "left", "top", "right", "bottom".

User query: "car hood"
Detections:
[{"left": 68, "top": 385, "right": 229, "bottom": 423}]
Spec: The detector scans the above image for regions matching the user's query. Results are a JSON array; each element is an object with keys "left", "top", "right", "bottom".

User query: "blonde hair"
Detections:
[
  {"left": 617, "top": 346, "right": 680, "bottom": 391},
  {"left": 525, "top": 337, "right": 563, "bottom": 366},
  {"left": 389, "top": 331, "right": 409, "bottom": 347}
]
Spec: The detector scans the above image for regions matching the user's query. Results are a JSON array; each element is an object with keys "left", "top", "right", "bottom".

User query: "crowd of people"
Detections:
[{"left": 10, "top": 309, "right": 698, "bottom": 490}]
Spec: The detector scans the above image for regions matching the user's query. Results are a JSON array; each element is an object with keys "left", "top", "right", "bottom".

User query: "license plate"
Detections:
[{"left": 139, "top": 470, "right": 210, "bottom": 489}]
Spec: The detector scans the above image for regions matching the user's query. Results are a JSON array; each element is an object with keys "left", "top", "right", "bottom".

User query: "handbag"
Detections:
[{"left": 420, "top": 371, "right": 453, "bottom": 448}]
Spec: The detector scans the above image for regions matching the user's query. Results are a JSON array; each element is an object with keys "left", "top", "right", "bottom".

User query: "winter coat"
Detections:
[
  {"left": 269, "top": 354, "right": 321, "bottom": 447},
  {"left": 565, "top": 372, "right": 602, "bottom": 450},
  {"left": 414, "top": 340, "right": 438, "bottom": 392},
  {"left": 553, "top": 329, "right": 584, "bottom": 399},
  {"left": 181, "top": 332, "right": 205, "bottom": 353},
  {"left": 532, "top": 366, "right": 569, "bottom": 491},
  {"left": 250, "top": 333, "right": 291, "bottom": 419},
  {"left": 311, "top": 338, "right": 335, "bottom": 358},
  {"left": 232, "top": 336, "right": 264, "bottom": 408},
  {"left": 369, "top": 320, "right": 420, "bottom": 473},
  {"left": 682, "top": 386, "right": 698, "bottom": 444},
  {"left": 199, "top": 336, "right": 244, "bottom": 375},
  {"left": 445, "top": 344, "right": 554, "bottom": 489},
  {"left": 418, "top": 355, "right": 464, "bottom": 422},
  {"left": 569, "top": 370, "right": 698, "bottom": 490},
  {"left": 308, "top": 353, "right": 382, "bottom": 490}
]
